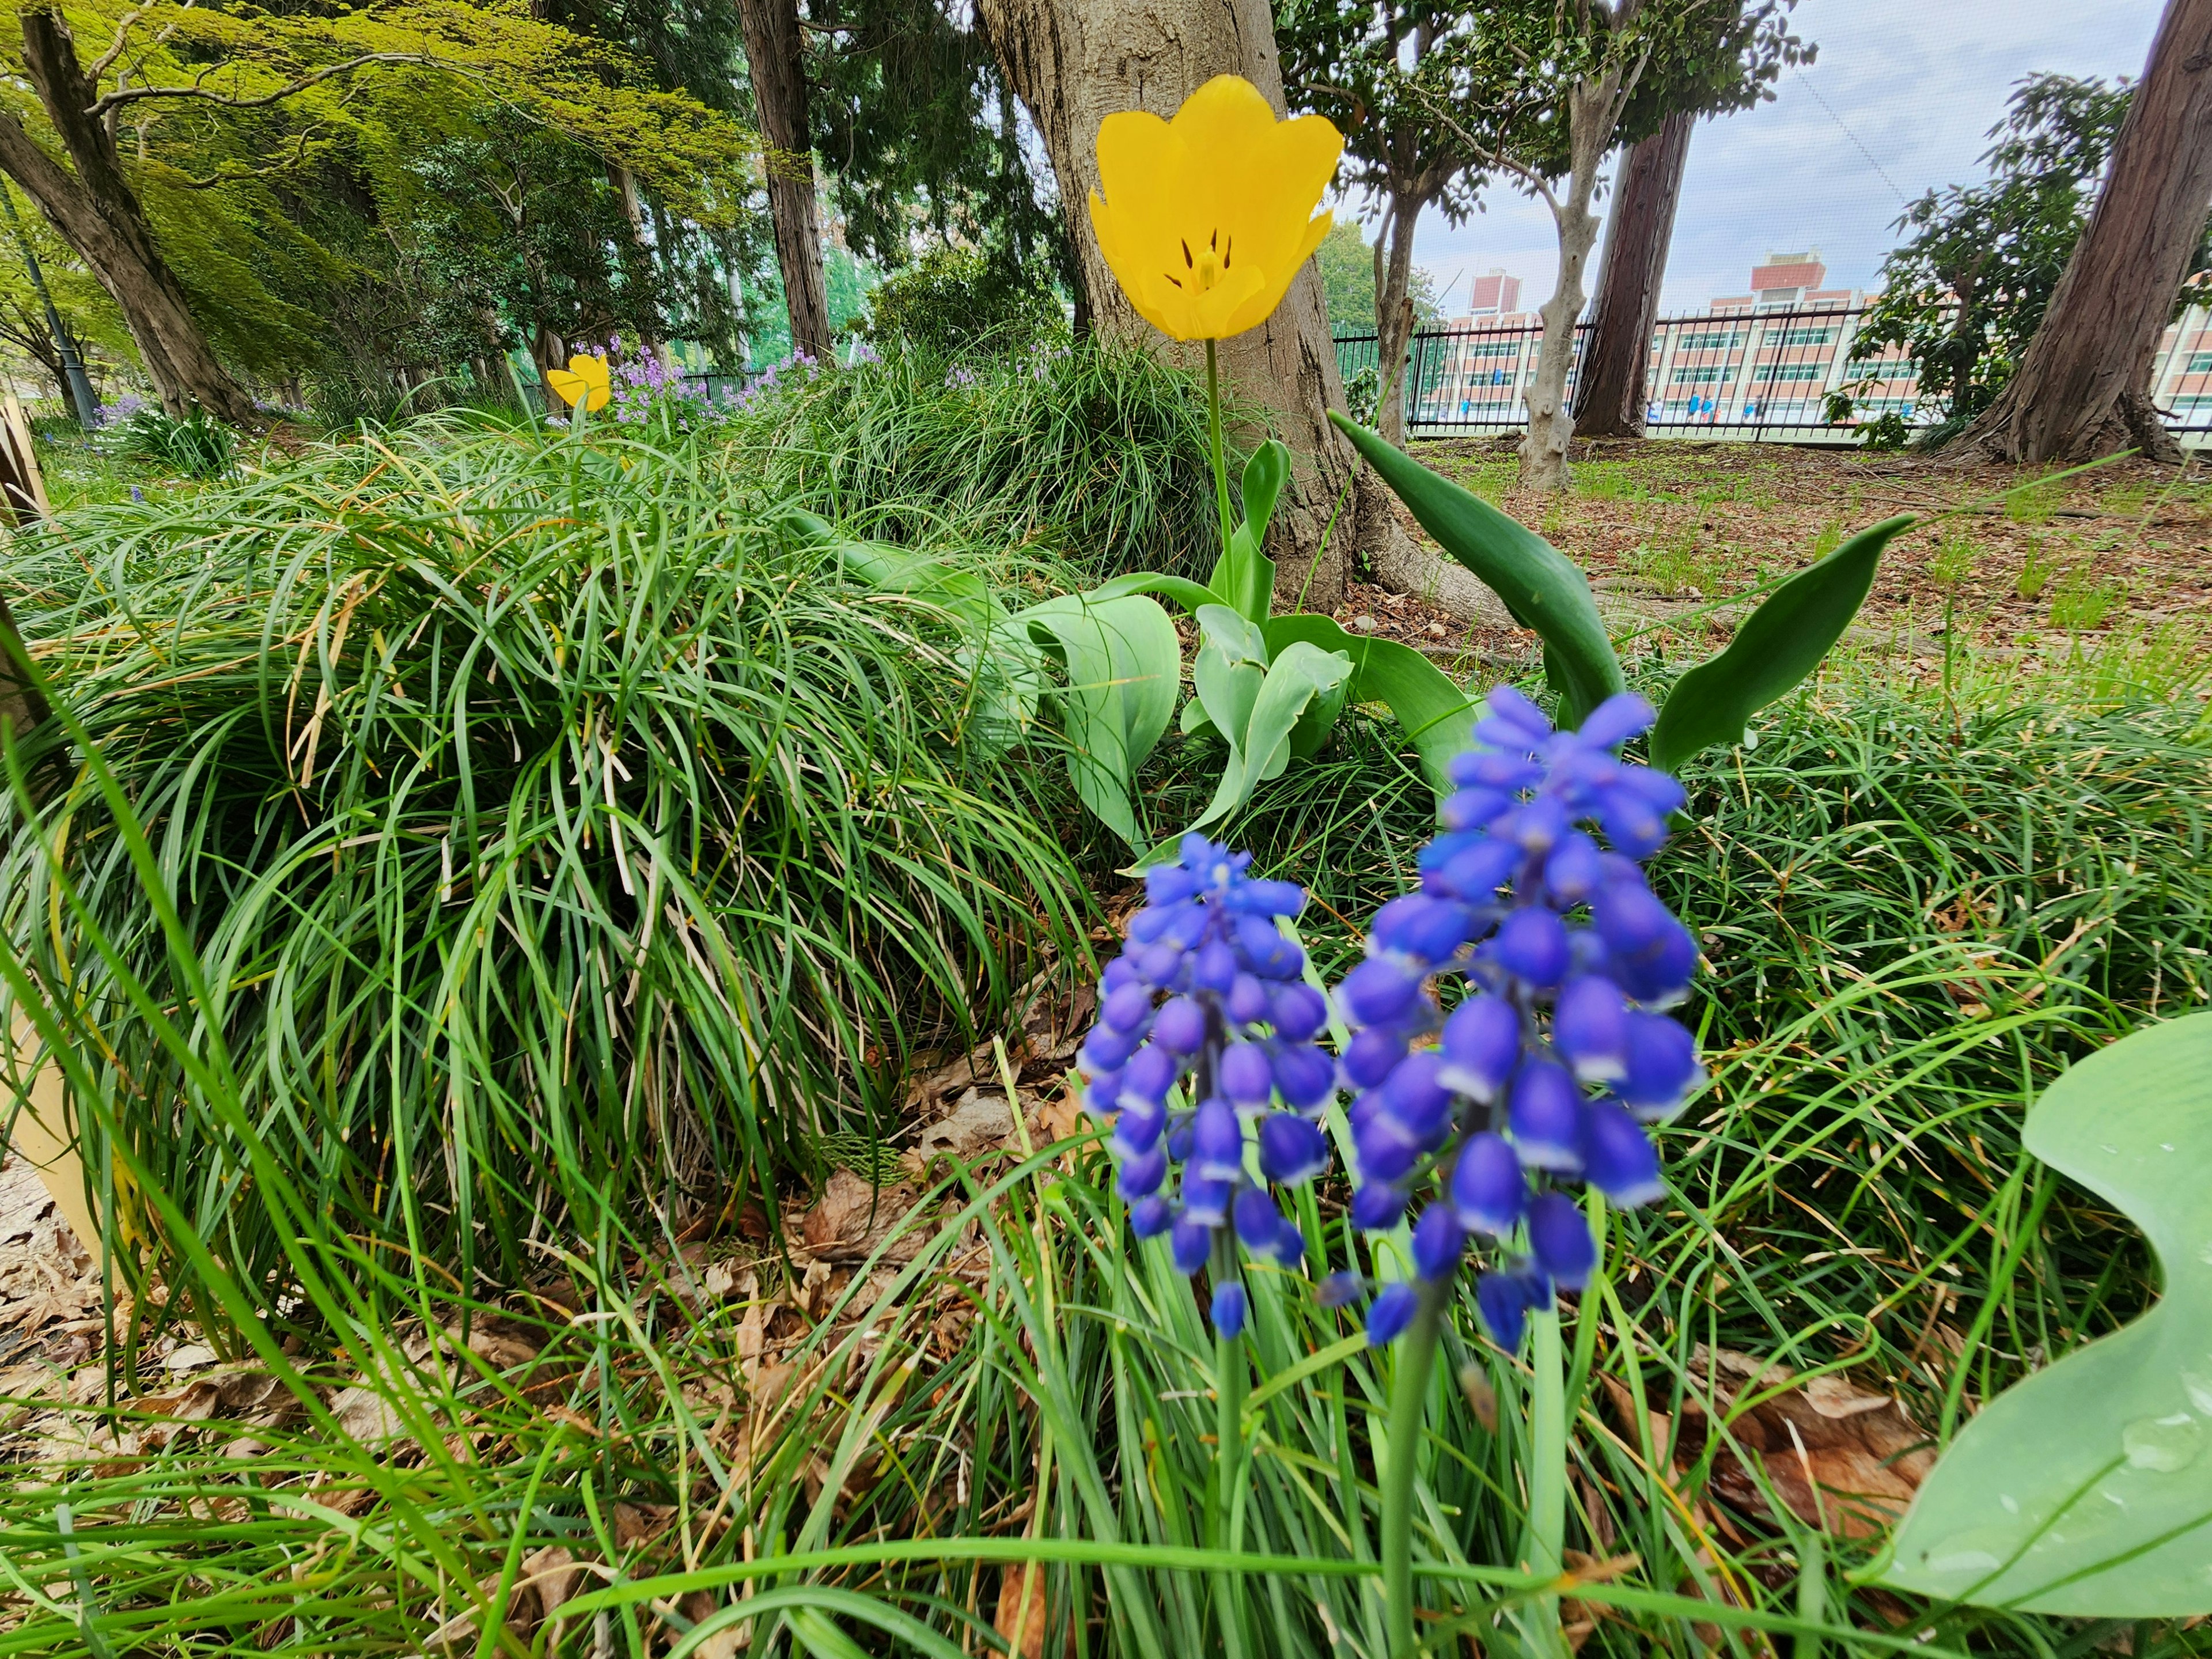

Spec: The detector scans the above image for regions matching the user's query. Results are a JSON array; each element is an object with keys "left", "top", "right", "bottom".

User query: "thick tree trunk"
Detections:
[
  {"left": 1519, "top": 76, "right": 1620, "bottom": 494},
  {"left": 1375, "top": 190, "right": 1423, "bottom": 445},
  {"left": 0, "top": 593, "right": 44, "bottom": 749},
  {"left": 1577, "top": 109, "right": 1691, "bottom": 441},
  {"left": 1963, "top": 0, "right": 2212, "bottom": 465},
  {"left": 738, "top": 0, "right": 833, "bottom": 361},
  {"left": 0, "top": 9, "right": 253, "bottom": 425},
  {"left": 976, "top": 0, "right": 1370, "bottom": 612}
]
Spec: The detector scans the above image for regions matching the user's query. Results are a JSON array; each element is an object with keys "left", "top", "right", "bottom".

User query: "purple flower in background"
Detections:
[
  {"left": 1077, "top": 833, "right": 1334, "bottom": 1334},
  {"left": 1331, "top": 687, "right": 1701, "bottom": 1350},
  {"left": 945, "top": 365, "right": 979, "bottom": 390}
]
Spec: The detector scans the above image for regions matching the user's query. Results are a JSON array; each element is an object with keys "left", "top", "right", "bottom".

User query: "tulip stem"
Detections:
[
  {"left": 1205, "top": 338, "right": 1235, "bottom": 557},
  {"left": 1382, "top": 1278, "right": 1444, "bottom": 1657}
]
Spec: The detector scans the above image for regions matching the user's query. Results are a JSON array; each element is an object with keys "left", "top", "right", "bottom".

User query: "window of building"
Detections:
[
  {"left": 1778, "top": 327, "right": 1834, "bottom": 346},
  {"left": 2187, "top": 351, "right": 2212, "bottom": 373},
  {"left": 1676, "top": 331, "right": 1738, "bottom": 350},
  {"left": 1761, "top": 364, "right": 1827, "bottom": 382},
  {"left": 1671, "top": 365, "right": 1728, "bottom": 385}
]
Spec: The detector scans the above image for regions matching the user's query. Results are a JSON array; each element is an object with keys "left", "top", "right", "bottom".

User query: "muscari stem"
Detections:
[
  {"left": 1382, "top": 1278, "right": 1445, "bottom": 1657},
  {"left": 1211, "top": 1228, "right": 1249, "bottom": 1659},
  {"left": 1206, "top": 337, "right": 1234, "bottom": 556},
  {"left": 1516, "top": 1305, "right": 1570, "bottom": 1659}
]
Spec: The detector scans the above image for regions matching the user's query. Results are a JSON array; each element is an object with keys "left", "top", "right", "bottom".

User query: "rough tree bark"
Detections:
[
  {"left": 0, "top": 8, "right": 254, "bottom": 424},
  {"left": 1517, "top": 74, "right": 1624, "bottom": 494},
  {"left": 1373, "top": 187, "right": 1429, "bottom": 446},
  {"left": 1576, "top": 109, "right": 1692, "bottom": 440},
  {"left": 1963, "top": 0, "right": 2212, "bottom": 464},
  {"left": 976, "top": 0, "right": 1377, "bottom": 612},
  {"left": 738, "top": 0, "right": 834, "bottom": 361},
  {"left": 0, "top": 594, "right": 44, "bottom": 749}
]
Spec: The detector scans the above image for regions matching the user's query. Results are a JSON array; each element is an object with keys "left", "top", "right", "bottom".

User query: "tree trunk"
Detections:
[
  {"left": 0, "top": 593, "right": 45, "bottom": 749},
  {"left": 1963, "top": 0, "right": 2212, "bottom": 465},
  {"left": 1519, "top": 75, "right": 1620, "bottom": 493},
  {"left": 1576, "top": 109, "right": 1691, "bottom": 441},
  {"left": 0, "top": 8, "right": 254, "bottom": 425},
  {"left": 738, "top": 0, "right": 833, "bottom": 361},
  {"left": 976, "top": 0, "right": 1369, "bottom": 612},
  {"left": 1375, "top": 189, "right": 1423, "bottom": 445}
]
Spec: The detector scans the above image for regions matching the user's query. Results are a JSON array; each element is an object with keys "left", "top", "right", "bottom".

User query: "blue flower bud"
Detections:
[
  {"left": 1226, "top": 972, "right": 1271, "bottom": 1026},
  {"left": 1449, "top": 1131, "right": 1527, "bottom": 1236},
  {"left": 1489, "top": 906, "right": 1571, "bottom": 990},
  {"left": 1110, "top": 1104, "right": 1166, "bottom": 1158},
  {"left": 1342, "top": 1024, "right": 1408, "bottom": 1089},
  {"left": 1165, "top": 1122, "right": 1194, "bottom": 1162},
  {"left": 1116, "top": 1143, "right": 1167, "bottom": 1200},
  {"left": 1177, "top": 831, "right": 1218, "bottom": 868},
  {"left": 1476, "top": 1270, "right": 1532, "bottom": 1351},
  {"left": 1440, "top": 785, "right": 1512, "bottom": 831},
  {"left": 1544, "top": 831, "right": 1605, "bottom": 906},
  {"left": 1411, "top": 1203, "right": 1464, "bottom": 1281},
  {"left": 1269, "top": 1042, "right": 1337, "bottom": 1113},
  {"left": 1146, "top": 864, "right": 1201, "bottom": 906},
  {"left": 1081, "top": 1022, "right": 1142, "bottom": 1073},
  {"left": 1618, "top": 1012, "right": 1702, "bottom": 1120},
  {"left": 1338, "top": 957, "right": 1422, "bottom": 1026},
  {"left": 1593, "top": 882, "right": 1696, "bottom": 1005},
  {"left": 1118, "top": 1043, "right": 1181, "bottom": 1107},
  {"left": 1082, "top": 1071, "right": 1123, "bottom": 1116},
  {"left": 1378, "top": 1050, "right": 1455, "bottom": 1145},
  {"left": 1192, "top": 938, "right": 1238, "bottom": 993},
  {"left": 1352, "top": 1116, "right": 1421, "bottom": 1184},
  {"left": 1507, "top": 1060, "right": 1585, "bottom": 1173},
  {"left": 1552, "top": 976, "right": 1630, "bottom": 1083},
  {"left": 1233, "top": 1186, "right": 1301, "bottom": 1265},
  {"left": 1594, "top": 783, "right": 1672, "bottom": 861},
  {"left": 1128, "top": 1194, "right": 1175, "bottom": 1237},
  {"left": 1574, "top": 691, "right": 1656, "bottom": 752},
  {"left": 1100, "top": 955, "right": 1142, "bottom": 994},
  {"left": 1483, "top": 684, "right": 1552, "bottom": 738},
  {"left": 1317, "top": 1270, "right": 1365, "bottom": 1309},
  {"left": 1527, "top": 1191, "right": 1596, "bottom": 1290},
  {"left": 1431, "top": 836, "right": 1520, "bottom": 902},
  {"left": 1192, "top": 1097, "right": 1244, "bottom": 1181},
  {"left": 1100, "top": 980, "right": 1155, "bottom": 1034},
  {"left": 1268, "top": 982, "right": 1328, "bottom": 1043},
  {"left": 1350, "top": 1180, "right": 1408, "bottom": 1231},
  {"left": 1226, "top": 878, "right": 1305, "bottom": 918},
  {"left": 1582, "top": 1099, "right": 1664, "bottom": 1207},
  {"left": 1234, "top": 915, "right": 1304, "bottom": 980},
  {"left": 1438, "top": 995, "right": 1520, "bottom": 1101},
  {"left": 1132, "top": 940, "right": 1185, "bottom": 987},
  {"left": 1365, "top": 1282, "right": 1419, "bottom": 1346},
  {"left": 1370, "top": 893, "right": 1474, "bottom": 967},
  {"left": 1151, "top": 995, "right": 1207, "bottom": 1055},
  {"left": 1180, "top": 1175, "right": 1230, "bottom": 1228},
  {"left": 1257, "top": 1113, "right": 1330, "bottom": 1184},
  {"left": 1452, "top": 749, "right": 1544, "bottom": 791},
  {"left": 1218, "top": 1041, "right": 1274, "bottom": 1109},
  {"left": 1212, "top": 1279, "right": 1248, "bottom": 1337},
  {"left": 1170, "top": 1214, "right": 1213, "bottom": 1274},
  {"left": 1497, "top": 794, "right": 1568, "bottom": 855}
]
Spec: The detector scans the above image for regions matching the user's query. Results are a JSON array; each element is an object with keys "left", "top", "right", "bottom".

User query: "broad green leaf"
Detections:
[
  {"left": 1883, "top": 1012, "right": 2212, "bottom": 1616},
  {"left": 1287, "top": 669, "right": 1349, "bottom": 760},
  {"left": 1330, "top": 412, "right": 1623, "bottom": 728},
  {"left": 1020, "top": 593, "right": 1180, "bottom": 850},
  {"left": 1649, "top": 514, "right": 1914, "bottom": 772},
  {"left": 1191, "top": 603, "right": 1269, "bottom": 752},
  {"left": 1263, "top": 615, "right": 1476, "bottom": 797},
  {"left": 1243, "top": 440, "right": 1290, "bottom": 550},
  {"left": 1189, "top": 641, "right": 1351, "bottom": 832},
  {"left": 1206, "top": 523, "right": 1276, "bottom": 628},
  {"left": 1085, "top": 570, "right": 1223, "bottom": 615}
]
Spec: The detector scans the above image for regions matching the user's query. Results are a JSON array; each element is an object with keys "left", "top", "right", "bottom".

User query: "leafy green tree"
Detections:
[
  {"left": 1312, "top": 219, "right": 1440, "bottom": 338},
  {"left": 1831, "top": 72, "right": 2208, "bottom": 450}
]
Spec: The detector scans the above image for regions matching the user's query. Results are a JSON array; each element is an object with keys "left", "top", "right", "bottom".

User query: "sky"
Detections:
[{"left": 1381, "top": 0, "right": 2168, "bottom": 320}]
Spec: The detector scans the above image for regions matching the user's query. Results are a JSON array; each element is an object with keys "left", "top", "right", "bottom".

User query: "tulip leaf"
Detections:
[
  {"left": 1243, "top": 440, "right": 1291, "bottom": 551},
  {"left": 1330, "top": 412, "right": 1623, "bottom": 728},
  {"left": 1882, "top": 1010, "right": 2212, "bottom": 1616},
  {"left": 1649, "top": 515, "right": 1914, "bottom": 772},
  {"left": 1020, "top": 592, "right": 1180, "bottom": 850},
  {"left": 1263, "top": 615, "right": 1476, "bottom": 797},
  {"left": 1188, "top": 639, "right": 1352, "bottom": 832},
  {"left": 1085, "top": 570, "right": 1224, "bottom": 616},
  {"left": 1191, "top": 604, "right": 1270, "bottom": 756}
]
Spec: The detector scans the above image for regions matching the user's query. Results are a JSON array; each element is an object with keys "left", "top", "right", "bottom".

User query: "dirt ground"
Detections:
[{"left": 1335, "top": 437, "right": 2212, "bottom": 661}]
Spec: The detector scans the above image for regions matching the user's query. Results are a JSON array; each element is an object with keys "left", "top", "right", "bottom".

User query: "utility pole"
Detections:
[{"left": 0, "top": 181, "right": 98, "bottom": 427}]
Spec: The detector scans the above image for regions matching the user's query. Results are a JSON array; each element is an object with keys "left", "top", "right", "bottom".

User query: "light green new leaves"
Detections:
[
  {"left": 1649, "top": 516, "right": 1914, "bottom": 772},
  {"left": 1330, "top": 413, "right": 1623, "bottom": 728},
  {"left": 1205, "top": 440, "right": 1290, "bottom": 626},
  {"left": 1184, "top": 605, "right": 1351, "bottom": 832},
  {"left": 1262, "top": 615, "right": 1475, "bottom": 793},
  {"left": 1022, "top": 592, "right": 1180, "bottom": 850},
  {"left": 1883, "top": 1012, "right": 2212, "bottom": 1616}
]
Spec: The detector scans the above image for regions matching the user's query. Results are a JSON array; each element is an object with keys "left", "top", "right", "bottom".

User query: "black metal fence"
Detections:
[{"left": 1335, "top": 304, "right": 2212, "bottom": 442}]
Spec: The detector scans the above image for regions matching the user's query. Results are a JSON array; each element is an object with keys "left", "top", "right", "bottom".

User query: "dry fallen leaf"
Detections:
[
  {"left": 993, "top": 1561, "right": 1048, "bottom": 1659},
  {"left": 798, "top": 1170, "right": 928, "bottom": 1263},
  {"left": 914, "top": 1088, "right": 1014, "bottom": 1164}
]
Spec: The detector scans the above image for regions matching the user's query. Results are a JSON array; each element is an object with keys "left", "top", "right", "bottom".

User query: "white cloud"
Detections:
[{"left": 1404, "top": 0, "right": 2168, "bottom": 319}]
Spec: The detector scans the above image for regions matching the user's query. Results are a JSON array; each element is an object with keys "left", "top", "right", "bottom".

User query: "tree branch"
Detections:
[
  {"left": 1412, "top": 85, "right": 1562, "bottom": 220},
  {"left": 86, "top": 51, "right": 452, "bottom": 118}
]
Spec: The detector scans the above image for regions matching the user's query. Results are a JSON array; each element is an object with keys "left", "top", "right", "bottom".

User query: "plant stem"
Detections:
[
  {"left": 1205, "top": 338, "right": 1234, "bottom": 557},
  {"left": 1210, "top": 1229, "right": 1249, "bottom": 1659},
  {"left": 1519, "top": 1305, "right": 1570, "bottom": 1658},
  {"left": 1382, "top": 1278, "right": 1444, "bottom": 1657}
]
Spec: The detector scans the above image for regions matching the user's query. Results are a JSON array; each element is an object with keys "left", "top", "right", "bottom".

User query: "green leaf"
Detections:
[
  {"left": 1189, "top": 641, "right": 1351, "bottom": 831},
  {"left": 1330, "top": 412, "right": 1623, "bottom": 727},
  {"left": 1649, "top": 516, "right": 1914, "bottom": 772},
  {"left": 1263, "top": 615, "right": 1476, "bottom": 797},
  {"left": 1206, "top": 524, "right": 1277, "bottom": 628},
  {"left": 1020, "top": 593, "right": 1180, "bottom": 850},
  {"left": 1242, "top": 440, "right": 1290, "bottom": 550},
  {"left": 1085, "top": 570, "right": 1223, "bottom": 615},
  {"left": 1191, "top": 604, "right": 1270, "bottom": 757},
  {"left": 1882, "top": 1011, "right": 2212, "bottom": 1616}
]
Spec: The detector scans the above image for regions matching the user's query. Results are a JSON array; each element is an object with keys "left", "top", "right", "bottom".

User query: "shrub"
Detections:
[
  {"left": 862, "top": 243, "right": 1065, "bottom": 359},
  {"left": 110, "top": 400, "right": 235, "bottom": 478}
]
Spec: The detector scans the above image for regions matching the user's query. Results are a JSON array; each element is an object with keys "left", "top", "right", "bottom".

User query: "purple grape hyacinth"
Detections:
[
  {"left": 1335, "top": 685, "right": 1703, "bottom": 1351},
  {"left": 1077, "top": 833, "right": 1336, "bottom": 1336}
]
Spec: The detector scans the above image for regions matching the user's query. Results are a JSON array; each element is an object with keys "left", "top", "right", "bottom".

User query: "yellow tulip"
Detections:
[
  {"left": 546, "top": 353, "right": 612, "bottom": 412},
  {"left": 1088, "top": 76, "right": 1342, "bottom": 342}
]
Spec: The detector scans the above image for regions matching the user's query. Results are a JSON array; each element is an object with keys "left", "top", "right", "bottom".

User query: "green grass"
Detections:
[
  {"left": 0, "top": 415, "right": 1095, "bottom": 1347},
  {"left": 2047, "top": 563, "right": 2126, "bottom": 631}
]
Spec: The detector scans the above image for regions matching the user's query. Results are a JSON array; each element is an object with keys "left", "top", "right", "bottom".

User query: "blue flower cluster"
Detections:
[
  {"left": 1331, "top": 687, "right": 1703, "bottom": 1351},
  {"left": 1078, "top": 834, "right": 1336, "bottom": 1336}
]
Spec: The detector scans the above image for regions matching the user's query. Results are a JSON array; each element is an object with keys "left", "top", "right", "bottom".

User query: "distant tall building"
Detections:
[{"left": 1466, "top": 270, "right": 1521, "bottom": 317}]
